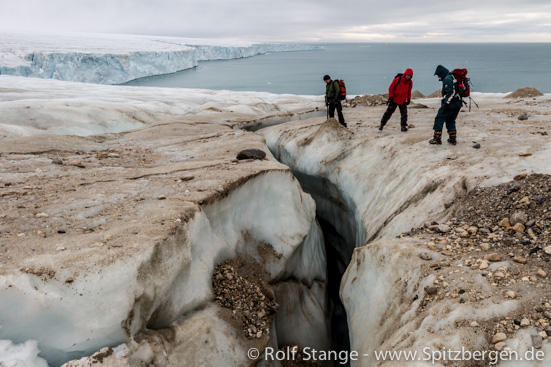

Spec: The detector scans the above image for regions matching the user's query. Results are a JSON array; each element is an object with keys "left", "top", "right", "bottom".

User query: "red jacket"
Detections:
[{"left": 388, "top": 68, "right": 413, "bottom": 105}]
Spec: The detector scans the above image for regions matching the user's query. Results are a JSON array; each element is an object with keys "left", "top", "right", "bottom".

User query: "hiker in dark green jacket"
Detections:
[
  {"left": 323, "top": 75, "right": 346, "bottom": 127},
  {"left": 429, "top": 65, "right": 463, "bottom": 145}
]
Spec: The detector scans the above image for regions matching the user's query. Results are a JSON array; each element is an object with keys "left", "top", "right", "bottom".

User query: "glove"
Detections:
[{"left": 406, "top": 99, "right": 411, "bottom": 105}]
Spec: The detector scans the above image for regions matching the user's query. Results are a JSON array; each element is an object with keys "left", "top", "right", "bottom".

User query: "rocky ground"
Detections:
[
  {"left": 213, "top": 257, "right": 279, "bottom": 340},
  {"left": 404, "top": 173, "right": 551, "bottom": 354}
]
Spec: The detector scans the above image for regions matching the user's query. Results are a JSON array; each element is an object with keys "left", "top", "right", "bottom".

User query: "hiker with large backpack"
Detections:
[
  {"left": 323, "top": 75, "right": 346, "bottom": 127},
  {"left": 429, "top": 65, "right": 464, "bottom": 145},
  {"left": 379, "top": 68, "right": 413, "bottom": 132}
]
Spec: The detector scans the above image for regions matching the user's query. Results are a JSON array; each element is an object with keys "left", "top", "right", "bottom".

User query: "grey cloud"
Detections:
[{"left": 0, "top": 0, "right": 550, "bottom": 42}]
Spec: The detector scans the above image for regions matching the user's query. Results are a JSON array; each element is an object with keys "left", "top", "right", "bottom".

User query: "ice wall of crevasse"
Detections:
[
  {"left": 261, "top": 116, "right": 551, "bottom": 366},
  {"left": 0, "top": 32, "right": 321, "bottom": 85},
  {"left": 0, "top": 116, "right": 328, "bottom": 367}
]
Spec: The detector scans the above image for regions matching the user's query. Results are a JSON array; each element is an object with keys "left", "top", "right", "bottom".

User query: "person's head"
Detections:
[
  {"left": 434, "top": 65, "right": 449, "bottom": 81},
  {"left": 323, "top": 75, "right": 331, "bottom": 83},
  {"left": 404, "top": 68, "right": 413, "bottom": 81}
]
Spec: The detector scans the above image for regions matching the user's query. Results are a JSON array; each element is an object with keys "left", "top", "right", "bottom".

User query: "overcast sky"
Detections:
[{"left": 2, "top": 0, "right": 550, "bottom": 43}]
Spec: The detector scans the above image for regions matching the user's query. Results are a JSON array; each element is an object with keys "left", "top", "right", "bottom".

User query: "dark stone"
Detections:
[
  {"left": 529, "top": 247, "right": 541, "bottom": 255},
  {"left": 458, "top": 289, "right": 466, "bottom": 294},
  {"left": 57, "top": 230, "right": 66, "bottom": 234},
  {"left": 479, "top": 228, "right": 491, "bottom": 235},
  {"left": 514, "top": 319, "right": 521, "bottom": 325},
  {"left": 507, "top": 182, "right": 520, "bottom": 194},
  {"left": 533, "top": 227, "right": 542, "bottom": 235},
  {"left": 525, "top": 219, "right": 536, "bottom": 227},
  {"left": 425, "top": 286, "right": 438, "bottom": 295},
  {"left": 535, "top": 195, "right": 546, "bottom": 204},
  {"left": 472, "top": 143, "right": 481, "bottom": 149},
  {"left": 236, "top": 149, "right": 267, "bottom": 160}
]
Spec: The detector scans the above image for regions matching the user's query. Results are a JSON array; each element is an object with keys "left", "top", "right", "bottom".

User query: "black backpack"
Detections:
[{"left": 392, "top": 73, "right": 403, "bottom": 92}]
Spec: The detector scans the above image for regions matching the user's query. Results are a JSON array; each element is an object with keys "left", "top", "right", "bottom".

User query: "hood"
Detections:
[
  {"left": 434, "top": 65, "right": 449, "bottom": 79},
  {"left": 404, "top": 68, "right": 413, "bottom": 77}
]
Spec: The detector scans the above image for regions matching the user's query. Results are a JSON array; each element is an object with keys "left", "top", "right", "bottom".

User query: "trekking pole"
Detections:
[{"left": 469, "top": 97, "right": 479, "bottom": 111}]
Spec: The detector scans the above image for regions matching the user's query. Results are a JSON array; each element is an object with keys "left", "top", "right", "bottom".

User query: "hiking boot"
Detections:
[
  {"left": 447, "top": 131, "right": 457, "bottom": 145},
  {"left": 429, "top": 131, "right": 442, "bottom": 145},
  {"left": 379, "top": 123, "right": 384, "bottom": 131},
  {"left": 401, "top": 126, "right": 408, "bottom": 132}
]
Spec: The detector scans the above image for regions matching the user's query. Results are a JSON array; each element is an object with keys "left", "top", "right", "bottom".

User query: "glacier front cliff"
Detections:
[{"left": 0, "top": 32, "right": 321, "bottom": 85}]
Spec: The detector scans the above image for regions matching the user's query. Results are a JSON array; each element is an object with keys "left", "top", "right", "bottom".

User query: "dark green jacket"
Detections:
[
  {"left": 325, "top": 80, "right": 340, "bottom": 104},
  {"left": 434, "top": 65, "right": 463, "bottom": 109}
]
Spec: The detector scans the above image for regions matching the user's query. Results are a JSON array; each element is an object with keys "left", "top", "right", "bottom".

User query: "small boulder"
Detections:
[
  {"left": 236, "top": 149, "right": 267, "bottom": 160},
  {"left": 492, "top": 332, "right": 507, "bottom": 343},
  {"left": 509, "top": 211, "right": 528, "bottom": 226}
]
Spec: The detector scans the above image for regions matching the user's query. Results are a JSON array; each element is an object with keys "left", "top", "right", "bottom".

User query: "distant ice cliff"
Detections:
[{"left": 0, "top": 31, "right": 321, "bottom": 85}]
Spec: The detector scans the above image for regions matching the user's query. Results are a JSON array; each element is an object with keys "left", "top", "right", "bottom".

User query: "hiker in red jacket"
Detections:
[{"left": 379, "top": 68, "right": 413, "bottom": 132}]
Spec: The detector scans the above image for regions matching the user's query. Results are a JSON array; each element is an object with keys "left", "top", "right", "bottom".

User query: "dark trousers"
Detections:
[
  {"left": 433, "top": 105, "right": 461, "bottom": 132},
  {"left": 328, "top": 101, "right": 346, "bottom": 126},
  {"left": 381, "top": 102, "right": 408, "bottom": 127}
]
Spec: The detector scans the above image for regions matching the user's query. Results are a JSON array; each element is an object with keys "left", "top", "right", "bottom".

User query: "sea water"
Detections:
[{"left": 124, "top": 43, "right": 551, "bottom": 96}]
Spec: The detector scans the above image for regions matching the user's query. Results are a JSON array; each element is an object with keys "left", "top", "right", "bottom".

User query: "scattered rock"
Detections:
[
  {"left": 544, "top": 246, "right": 551, "bottom": 255},
  {"left": 504, "top": 87, "right": 543, "bottom": 99},
  {"left": 518, "top": 196, "right": 530, "bottom": 205},
  {"left": 419, "top": 252, "right": 432, "bottom": 261},
  {"left": 494, "top": 342, "right": 507, "bottom": 351},
  {"left": 531, "top": 335, "right": 543, "bottom": 349},
  {"left": 520, "top": 319, "right": 530, "bottom": 327},
  {"left": 486, "top": 253, "right": 502, "bottom": 262},
  {"left": 509, "top": 211, "right": 527, "bottom": 226},
  {"left": 518, "top": 151, "right": 532, "bottom": 157},
  {"left": 236, "top": 149, "right": 266, "bottom": 160},
  {"left": 67, "top": 159, "right": 85, "bottom": 168},
  {"left": 498, "top": 218, "right": 511, "bottom": 228},
  {"left": 512, "top": 223, "right": 525, "bottom": 233},
  {"left": 472, "top": 143, "right": 481, "bottom": 149},
  {"left": 512, "top": 257, "right": 528, "bottom": 264},
  {"left": 213, "top": 258, "right": 278, "bottom": 340},
  {"left": 479, "top": 260, "right": 489, "bottom": 270},
  {"left": 505, "top": 290, "right": 517, "bottom": 299},
  {"left": 514, "top": 173, "right": 528, "bottom": 180},
  {"left": 492, "top": 332, "right": 507, "bottom": 343},
  {"left": 157, "top": 195, "right": 167, "bottom": 200},
  {"left": 536, "top": 268, "right": 548, "bottom": 278},
  {"left": 425, "top": 286, "right": 438, "bottom": 295},
  {"left": 349, "top": 94, "right": 388, "bottom": 107},
  {"left": 518, "top": 113, "right": 529, "bottom": 121},
  {"left": 437, "top": 224, "right": 451, "bottom": 233}
]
